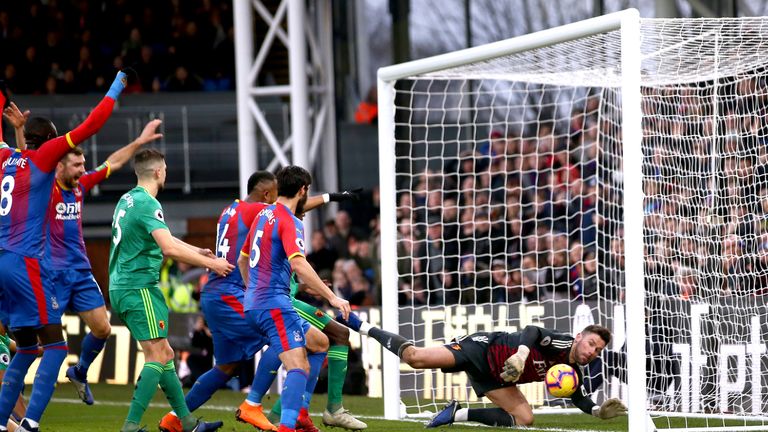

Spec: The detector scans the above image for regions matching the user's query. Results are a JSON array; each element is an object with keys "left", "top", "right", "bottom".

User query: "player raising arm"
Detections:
[
  {"left": 337, "top": 314, "right": 626, "bottom": 428},
  {"left": 109, "top": 149, "right": 231, "bottom": 432},
  {"left": 0, "top": 71, "right": 127, "bottom": 432}
]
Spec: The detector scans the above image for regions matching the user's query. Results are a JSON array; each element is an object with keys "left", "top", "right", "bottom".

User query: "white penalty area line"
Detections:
[{"left": 50, "top": 398, "right": 612, "bottom": 431}]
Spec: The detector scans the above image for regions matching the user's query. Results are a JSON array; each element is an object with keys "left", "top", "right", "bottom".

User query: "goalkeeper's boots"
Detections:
[
  {"left": 189, "top": 419, "right": 224, "bottom": 432},
  {"left": 158, "top": 413, "right": 183, "bottom": 432},
  {"left": 335, "top": 311, "right": 363, "bottom": 333},
  {"left": 322, "top": 407, "right": 368, "bottom": 430},
  {"left": 295, "top": 409, "right": 320, "bottom": 432},
  {"left": 16, "top": 419, "right": 38, "bottom": 432},
  {"left": 425, "top": 400, "right": 460, "bottom": 428},
  {"left": 66, "top": 365, "right": 95, "bottom": 405},
  {"left": 236, "top": 401, "right": 278, "bottom": 431}
]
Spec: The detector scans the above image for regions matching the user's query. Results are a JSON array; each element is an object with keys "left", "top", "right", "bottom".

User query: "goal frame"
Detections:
[{"left": 376, "top": 8, "right": 649, "bottom": 431}]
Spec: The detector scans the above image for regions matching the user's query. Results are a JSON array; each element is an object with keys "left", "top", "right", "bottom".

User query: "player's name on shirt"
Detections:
[
  {"left": 2, "top": 156, "right": 27, "bottom": 170},
  {"left": 257, "top": 207, "right": 276, "bottom": 224}
]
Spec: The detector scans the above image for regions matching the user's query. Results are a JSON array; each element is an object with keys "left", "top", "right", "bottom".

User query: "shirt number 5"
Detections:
[{"left": 248, "top": 229, "right": 264, "bottom": 268}]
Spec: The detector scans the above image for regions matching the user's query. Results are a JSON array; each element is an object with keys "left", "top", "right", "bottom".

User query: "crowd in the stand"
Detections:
[
  {"left": 396, "top": 76, "right": 768, "bottom": 305},
  {"left": 0, "top": 0, "right": 235, "bottom": 94}
]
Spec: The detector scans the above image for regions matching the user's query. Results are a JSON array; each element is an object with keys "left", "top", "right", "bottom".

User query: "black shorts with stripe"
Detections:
[{"left": 441, "top": 332, "right": 514, "bottom": 397}]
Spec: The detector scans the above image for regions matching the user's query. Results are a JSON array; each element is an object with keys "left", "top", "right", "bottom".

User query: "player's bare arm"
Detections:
[
  {"left": 290, "top": 255, "right": 350, "bottom": 319},
  {"left": 105, "top": 119, "right": 163, "bottom": 171},
  {"left": 237, "top": 252, "right": 250, "bottom": 285},
  {"left": 152, "top": 228, "right": 233, "bottom": 276},
  {"left": 2, "top": 102, "right": 29, "bottom": 151},
  {"left": 172, "top": 236, "right": 214, "bottom": 258}
]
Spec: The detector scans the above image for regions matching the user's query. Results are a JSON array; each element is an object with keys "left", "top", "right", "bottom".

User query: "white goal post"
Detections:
[{"left": 378, "top": 8, "right": 768, "bottom": 432}]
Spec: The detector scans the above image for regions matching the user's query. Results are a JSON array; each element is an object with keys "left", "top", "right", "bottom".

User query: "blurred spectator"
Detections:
[
  {"left": 307, "top": 231, "right": 337, "bottom": 279},
  {"left": 0, "top": 1, "right": 236, "bottom": 94},
  {"left": 180, "top": 316, "right": 214, "bottom": 387},
  {"left": 165, "top": 65, "right": 203, "bottom": 92},
  {"left": 354, "top": 86, "right": 378, "bottom": 124}
]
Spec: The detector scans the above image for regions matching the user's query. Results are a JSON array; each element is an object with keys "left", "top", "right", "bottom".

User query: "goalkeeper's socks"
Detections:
[
  {"left": 184, "top": 366, "right": 230, "bottom": 412},
  {"left": 25, "top": 341, "right": 68, "bottom": 422},
  {"left": 280, "top": 369, "right": 308, "bottom": 428},
  {"left": 248, "top": 345, "right": 281, "bottom": 404},
  {"left": 0, "top": 345, "right": 38, "bottom": 425},
  {"left": 456, "top": 407, "right": 516, "bottom": 427},
  {"left": 326, "top": 344, "right": 349, "bottom": 413},
  {"left": 76, "top": 332, "right": 107, "bottom": 377},
  {"left": 367, "top": 327, "right": 414, "bottom": 357},
  {"left": 303, "top": 352, "right": 327, "bottom": 409}
]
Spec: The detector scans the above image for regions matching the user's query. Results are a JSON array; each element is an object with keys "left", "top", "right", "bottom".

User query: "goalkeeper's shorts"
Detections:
[{"left": 441, "top": 332, "right": 512, "bottom": 397}]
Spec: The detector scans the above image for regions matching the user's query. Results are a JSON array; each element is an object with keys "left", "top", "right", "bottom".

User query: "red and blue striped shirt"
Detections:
[
  {"left": 205, "top": 199, "right": 266, "bottom": 293},
  {"left": 43, "top": 163, "right": 110, "bottom": 270},
  {"left": 0, "top": 96, "right": 116, "bottom": 258},
  {"left": 240, "top": 202, "right": 305, "bottom": 311}
]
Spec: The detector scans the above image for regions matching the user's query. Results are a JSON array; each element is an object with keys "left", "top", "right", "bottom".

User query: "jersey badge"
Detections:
[
  {"left": 159, "top": 320, "right": 166, "bottom": 330},
  {"left": 540, "top": 336, "right": 552, "bottom": 346}
]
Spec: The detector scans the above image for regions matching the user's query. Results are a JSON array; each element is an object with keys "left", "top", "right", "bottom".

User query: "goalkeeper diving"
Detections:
[{"left": 336, "top": 314, "right": 627, "bottom": 427}]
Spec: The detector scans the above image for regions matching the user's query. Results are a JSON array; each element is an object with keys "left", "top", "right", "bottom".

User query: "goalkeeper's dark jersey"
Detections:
[{"left": 452, "top": 325, "right": 597, "bottom": 414}]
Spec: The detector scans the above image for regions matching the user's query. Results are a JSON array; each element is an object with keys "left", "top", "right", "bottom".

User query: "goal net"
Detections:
[{"left": 377, "top": 10, "right": 768, "bottom": 432}]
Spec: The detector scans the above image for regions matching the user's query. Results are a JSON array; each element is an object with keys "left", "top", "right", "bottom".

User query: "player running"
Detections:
[
  {"left": 337, "top": 314, "right": 627, "bottom": 427},
  {"left": 4, "top": 103, "right": 164, "bottom": 406},
  {"left": 109, "top": 149, "right": 232, "bottom": 432},
  {"left": 238, "top": 166, "right": 350, "bottom": 432},
  {"left": 0, "top": 71, "right": 127, "bottom": 432}
]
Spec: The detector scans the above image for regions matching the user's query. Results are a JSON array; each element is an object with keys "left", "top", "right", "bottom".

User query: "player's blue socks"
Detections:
[
  {"left": 74, "top": 333, "right": 107, "bottom": 379},
  {"left": 185, "top": 366, "right": 230, "bottom": 412},
  {"left": 280, "top": 369, "right": 308, "bottom": 428},
  {"left": 247, "top": 346, "right": 281, "bottom": 404},
  {"left": 0, "top": 344, "right": 38, "bottom": 424},
  {"left": 25, "top": 341, "right": 68, "bottom": 422},
  {"left": 303, "top": 352, "right": 327, "bottom": 409}
]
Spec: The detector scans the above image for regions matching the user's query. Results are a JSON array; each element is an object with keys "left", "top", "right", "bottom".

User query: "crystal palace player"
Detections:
[
  {"left": 338, "top": 315, "right": 627, "bottom": 427},
  {"left": 238, "top": 166, "right": 350, "bottom": 432},
  {"left": 0, "top": 71, "right": 127, "bottom": 432},
  {"left": 160, "top": 171, "right": 360, "bottom": 432}
]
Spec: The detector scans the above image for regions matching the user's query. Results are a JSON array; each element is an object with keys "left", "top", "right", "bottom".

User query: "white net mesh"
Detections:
[{"left": 385, "top": 16, "right": 768, "bottom": 429}]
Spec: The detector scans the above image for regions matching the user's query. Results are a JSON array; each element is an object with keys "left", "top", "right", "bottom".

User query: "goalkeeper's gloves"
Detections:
[
  {"left": 325, "top": 188, "right": 362, "bottom": 203},
  {"left": 592, "top": 398, "right": 627, "bottom": 419},
  {"left": 106, "top": 70, "right": 128, "bottom": 100},
  {"left": 500, "top": 345, "right": 529, "bottom": 383}
]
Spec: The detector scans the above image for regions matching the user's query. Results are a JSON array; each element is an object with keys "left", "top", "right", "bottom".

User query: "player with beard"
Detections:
[
  {"left": 336, "top": 315, "right": 627, "bottom": 428},
  {"left": 238, "top": 165, "right": 350, "bottom": 432},
  {"left": 3, "top": 103, "right": 165, "bottom": 406},
  {"left": 109, "top": 149, "right": 233, "bottom": 432}
]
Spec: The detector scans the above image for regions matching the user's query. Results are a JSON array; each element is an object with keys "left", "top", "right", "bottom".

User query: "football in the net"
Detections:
[{"left": 545, "top": 363, "right": 579, "bottom": 398}]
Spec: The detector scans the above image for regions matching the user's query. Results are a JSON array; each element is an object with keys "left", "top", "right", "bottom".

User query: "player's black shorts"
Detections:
[{"left": 441, "top": 332, "right": 513, "bottom": 397}]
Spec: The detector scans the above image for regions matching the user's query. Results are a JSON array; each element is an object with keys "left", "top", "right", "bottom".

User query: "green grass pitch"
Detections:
[{"left": 37, "top": 383, "right": 765, "bottom": 431}]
